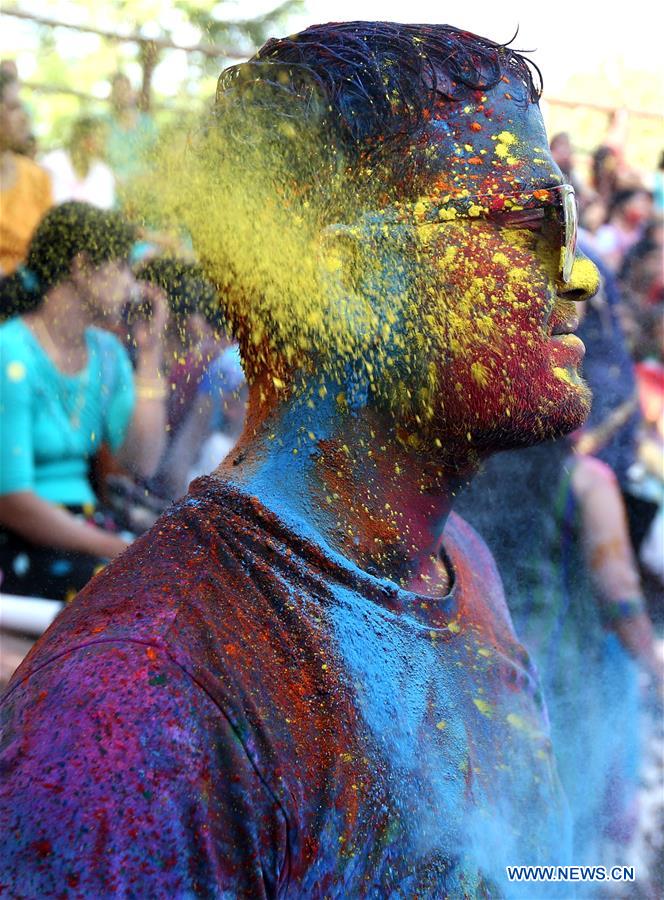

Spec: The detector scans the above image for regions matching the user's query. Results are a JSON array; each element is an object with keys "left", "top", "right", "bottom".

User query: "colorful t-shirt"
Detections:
[
  {"left": 0, "top": 318, "right": 134, "bottom": 506},
  {"left": 0, "top": 477, "right": 570, "bottom": 897},
  {"left": 0, "top": 154, "right": 53, "bottom": 276}
]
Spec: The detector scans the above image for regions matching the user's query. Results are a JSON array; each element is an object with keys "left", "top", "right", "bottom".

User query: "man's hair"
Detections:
[
  {"left": 219, "top": 21, "right": 541, "bottom": 161},
  {"left": 195, "top": 22, "right": 543, "bottom": 381}
]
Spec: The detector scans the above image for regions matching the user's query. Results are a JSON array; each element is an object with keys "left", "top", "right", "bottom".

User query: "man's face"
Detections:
[
  {"left": 0, "top": 81, "right": 29, "bottom": 153},
  {"left": 347, "top": 83, "right": 599, "bottom": 453}
]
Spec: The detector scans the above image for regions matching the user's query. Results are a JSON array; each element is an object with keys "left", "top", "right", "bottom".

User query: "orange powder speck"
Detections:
[{"left": 470, "top": 122, "right": 482, "bottom": 132}]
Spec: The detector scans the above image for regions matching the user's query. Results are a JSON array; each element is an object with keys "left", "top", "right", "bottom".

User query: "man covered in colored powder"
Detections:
[{"left": 1, "top": 23, "right": 599, "bottom": 897}]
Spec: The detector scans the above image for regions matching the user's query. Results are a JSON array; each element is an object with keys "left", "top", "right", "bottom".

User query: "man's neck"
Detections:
[{"left": 218, "top": 376, "right": 478, "bottom": 595}]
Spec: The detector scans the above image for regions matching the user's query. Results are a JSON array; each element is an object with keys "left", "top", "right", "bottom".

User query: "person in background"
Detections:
[
  {"left": 574, "top": 233, "right": 641, "bottom": 487},
  {"left": 0, "top": 202, "right": 168, "bottom": 601},
  {"left": 104, "top": 72, "right": 157, "bottom": 197},
  {"left": 0, "top": 72, "right": 52, "bottom": 279},
  {"left": 173, "top": 343, "right": 248, "bottom": 496},
  {"left": 549, "top": 132, "right": 583, "bottom": 197},
  {"left": 454, "top": 438, "right": 662, "bottom": 874},
  {"left": 41, "top": 116, "right": 115, "bottom": 209},
  {"left": 595, "top": 187, "right": 654, "bottom": 272},
  {"left": 0, "top": 59, "right": 18, "bottom": 79},
  {"left": 117, "top": 257, "right": 223, "bottom": 507},
  {"left": 579, "top": 192, "right": 609, "bottom": 235},
  {"left": 653, "top": 150, "right": 664, "bottom": 214},
  {"left": 619, "top": 217, "right": 664, "bottom": 360},
  {"left": 592, "top": 144, "right": 620, "bottom": 207}
]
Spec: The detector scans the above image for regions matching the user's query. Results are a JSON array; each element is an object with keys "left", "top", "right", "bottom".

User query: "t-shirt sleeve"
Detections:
[
  {"left": 100, "top": 335, "right": 135, "bottom": 451},
  {"left": 0, "top": 334, "right": 34, "bottom": 495},
  {"left": 0, "top": 641, "right": 288, "bottom": 897}
]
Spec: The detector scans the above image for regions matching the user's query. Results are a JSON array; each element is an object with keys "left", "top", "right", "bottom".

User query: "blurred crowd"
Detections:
[
  {"left": 1, "top": 57, "right": 663, "bottom": 883},
  {"left": 0, "top": 68, "right": 247, "bottom": 603}
]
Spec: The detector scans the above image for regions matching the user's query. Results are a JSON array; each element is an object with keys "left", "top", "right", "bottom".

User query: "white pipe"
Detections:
[{"left": 0, "top": 593, "right": 63, "bottom": 636}]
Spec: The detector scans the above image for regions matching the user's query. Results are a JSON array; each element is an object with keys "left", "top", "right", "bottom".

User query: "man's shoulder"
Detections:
[{"left": 8, "top": 482, "right": 273, "bottom": 683}]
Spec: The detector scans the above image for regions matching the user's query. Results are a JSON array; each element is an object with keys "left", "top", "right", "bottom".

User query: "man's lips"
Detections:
[{"left": 548, "top": 315, "right": 585, "bottom": 358}]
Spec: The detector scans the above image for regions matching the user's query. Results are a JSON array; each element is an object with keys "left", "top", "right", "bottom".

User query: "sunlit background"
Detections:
[{"left": 2, "top": 0, "right": 662, "bottom": 177}]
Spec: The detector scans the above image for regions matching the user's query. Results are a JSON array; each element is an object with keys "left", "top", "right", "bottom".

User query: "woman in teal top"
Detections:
[{"left": 0, "top": 202, "right": 167, "bottom": 600}]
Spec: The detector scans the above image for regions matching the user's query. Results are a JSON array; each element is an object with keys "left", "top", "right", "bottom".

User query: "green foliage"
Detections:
[{"left": 5, "top": 0, "right": 303, "bottom": 147}]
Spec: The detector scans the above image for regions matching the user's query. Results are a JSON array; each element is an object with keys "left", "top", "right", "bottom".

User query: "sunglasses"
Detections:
[
  {"left": 388, "top": 183, "right": 578, "bottom": 284},
  {"left": 324, "top": 184, "right": 578, "bottom": 286}
]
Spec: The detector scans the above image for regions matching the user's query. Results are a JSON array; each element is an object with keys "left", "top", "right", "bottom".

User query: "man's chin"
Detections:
[{"left": 478, "top": 383, "right": 592, "bottom": 452}]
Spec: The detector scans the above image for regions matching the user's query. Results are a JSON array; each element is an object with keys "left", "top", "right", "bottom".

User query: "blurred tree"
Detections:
[{"left": 3, "top": 0, "right": 302, "bottom": 143}]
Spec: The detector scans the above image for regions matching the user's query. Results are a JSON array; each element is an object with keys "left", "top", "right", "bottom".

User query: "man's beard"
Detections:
[{"left": 379, "top": 360, "right": 592, "bottom": 465}]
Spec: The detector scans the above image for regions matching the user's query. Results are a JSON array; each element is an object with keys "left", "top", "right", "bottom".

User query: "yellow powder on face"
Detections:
[
  {"left": 471, "top": 361, "right": 490, "bottom": 387},
  {"left": 494, "top": 130, "right": 519, "bottom": 165},
  {"left": 552, "top": 366, "right": 577, "bottom": 386},
  {"left": 473, "top": 698, "right": 494, "bottom": 717},
  {"left": 569, "top": 255, "right": 600, "bottom": 297},
  {"left": 438, "top": 207, "right": 458, "bottom": 221},
  {"left": 126, "top": 110, "right": 583, "bottom": 445}
]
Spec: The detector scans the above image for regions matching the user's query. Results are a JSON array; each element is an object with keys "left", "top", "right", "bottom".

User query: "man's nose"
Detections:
[{"left": 558, "top": 251, "right": 600, "bottom": 304}]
